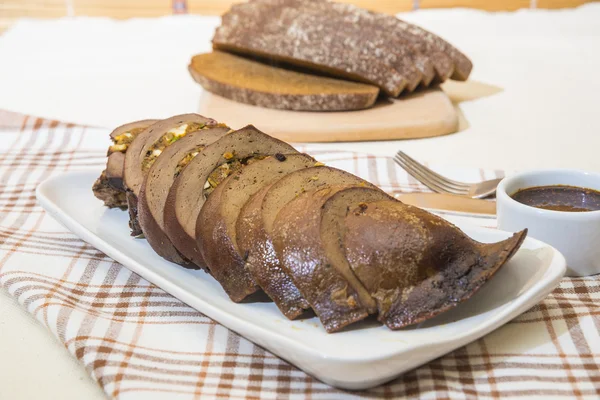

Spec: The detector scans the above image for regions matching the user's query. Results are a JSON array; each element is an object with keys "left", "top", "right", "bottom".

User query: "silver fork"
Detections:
[{"left": 394, "top": 151, "right": 502, "bottom": 199}]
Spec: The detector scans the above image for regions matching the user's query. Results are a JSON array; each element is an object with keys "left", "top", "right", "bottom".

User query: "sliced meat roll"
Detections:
[
  {"left": 271, "top": 185, "right": 388, "bottom": 332},
  {"left": 344, "top": 201, "right": 526, "bottom": 329},
  {"left": 123, "top": 114, "right": 224, "bottom": 236},
  {"left": 137, "top": 125, "right": 230, "bottom": 267},
  {"left": 237, "top": 166, "right": 377, "bottom": 324},
  {"left": 92, "top": 119, "right": 158, "bottom": 208},
  {"left": 164, "top": 125, "right": 297, "bottom": 271},
  {"left": 106, "top": 119, "right": 159, "bottom": 191},
  {"left": 197, "top": 154, "right": 316, "bottom": 302}
]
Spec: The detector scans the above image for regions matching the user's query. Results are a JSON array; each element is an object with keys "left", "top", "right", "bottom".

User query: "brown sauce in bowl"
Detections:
[{"left": 511, "top": 185, "right": 600, "bottom": 212}]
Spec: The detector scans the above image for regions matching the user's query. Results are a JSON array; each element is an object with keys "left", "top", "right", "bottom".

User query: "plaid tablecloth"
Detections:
[{"left": 0, "top": 110, "right": 599, "bottom": 399}]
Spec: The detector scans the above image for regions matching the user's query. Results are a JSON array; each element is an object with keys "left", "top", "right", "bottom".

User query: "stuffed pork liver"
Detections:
[
  {"left": 163, "top": 125, "right": 297, "bottom": 271},
  {"left": 343, "top": 201, "right": 527, "bottom": 329},
  {"left": 92, "top": 119, "right": 158, "bottom": 208},
  {"left": 237, "top": 166, "right": 377, "bottom": 322},
  {"left": 197, "top": 154, "right": 316, "bottom": 303},
  {"left": 123, "top": 114, "right": 224, "bottom": 236},
  {"left": 137, "top": 125, "right": 230, "bottom": 267}
]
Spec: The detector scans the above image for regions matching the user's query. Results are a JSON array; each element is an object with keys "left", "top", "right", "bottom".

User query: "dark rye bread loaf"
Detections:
[
  {"left": 137, "top": 125, "right": 230, "bottom": 267},
  {"left": 276, "top": 0, "right": 471, "bottom": 81},
  {"left": 189, "top": 51, "right": 379, "bottom": 111},
  {"left": 123, "top": 114, "right": 222, "bottom": 236},
  {"left": 213, "top": 0, "right": 411, "bottom": 96},
  {"left": 163, "top": 125, "right": 298, "bottom": 271},
  {"left": 197, "top": 154, "right": 316, "bottom": 302},
  {"left": 344, "top": 201, "right": 526, "bottom": 329},
  {"left": 251, "top": 0, "right": 435, "bottom": 89}
]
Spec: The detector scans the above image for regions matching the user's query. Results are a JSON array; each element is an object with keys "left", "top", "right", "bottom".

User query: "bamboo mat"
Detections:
[{"left": 0, "top": 0, "right": 594, "bottom": 34}]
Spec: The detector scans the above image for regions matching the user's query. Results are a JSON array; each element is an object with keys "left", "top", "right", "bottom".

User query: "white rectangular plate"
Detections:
[{"left": 36, "top": 170, "right": 566, "bottom": 390}]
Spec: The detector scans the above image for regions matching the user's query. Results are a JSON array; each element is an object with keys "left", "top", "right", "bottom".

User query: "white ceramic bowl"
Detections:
[{"left": 497, "top": 169, "right": 600, "bottom": 277}]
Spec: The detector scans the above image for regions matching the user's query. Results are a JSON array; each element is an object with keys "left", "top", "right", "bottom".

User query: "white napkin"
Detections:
[{"left": 1, "top": 6, "right": 600, "bottom": 171}]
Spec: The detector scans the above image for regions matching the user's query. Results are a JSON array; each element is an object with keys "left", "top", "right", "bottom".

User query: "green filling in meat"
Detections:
[
  {"left": 141, "top": 122, "right": 224, "bottom": 172},
  {"left": 108, "top": 127, "right": 147, "bottom": 154},
  {"left": 204, "top": 154, "right": 267, "bottom": 198}
]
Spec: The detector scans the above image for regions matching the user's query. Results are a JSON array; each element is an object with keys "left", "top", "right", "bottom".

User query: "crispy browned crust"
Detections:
[
  {"left": 198, "top": 154, "right": 316, "bottom": 304},
  {"left": 343, "top": 201, "right": 526, "bottom": 329},
  {"left": 163, "top": 125, "right": 297, "bottom": 273},
  {"left": 188, "top": 52, "right": 379, "bottom": 111},
  {"left": 92, "top": 170, "right": 127, "bottom": 209},
  {"left": 137, "top": 126, "right": 230, "bottom": 267}
]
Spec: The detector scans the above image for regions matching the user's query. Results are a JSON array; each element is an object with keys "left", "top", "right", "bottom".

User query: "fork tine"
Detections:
[
  {"left": 394, "top": 156, "right": 468, "bottom": 195},
  {"left": 395, "top": 154, "right": 469, "bottom": 195},
  {"left": 396, "top": 151, "right": 469, "bottom": 189},
  {"left": 397, "top": 154, "right": 469, "bottom": 194}
]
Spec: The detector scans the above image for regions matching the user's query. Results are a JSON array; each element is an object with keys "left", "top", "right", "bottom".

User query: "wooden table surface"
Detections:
[{"left": 0, "top": 0, "right": 594, "bottom": 34}]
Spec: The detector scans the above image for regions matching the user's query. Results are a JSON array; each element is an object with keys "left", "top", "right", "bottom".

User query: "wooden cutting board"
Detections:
[{"left": 197, "top": 87, "right": 459, "bottom": 142}]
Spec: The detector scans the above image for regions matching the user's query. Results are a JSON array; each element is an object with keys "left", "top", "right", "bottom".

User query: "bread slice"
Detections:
[
  {"left": 344, "top": 201, "right": 526, "bottom": 329},
  {"left": 137, "top": 125, "right": 230, "bottom": 267},
  {"left": 189, "top": 52, "right": 379, "bottom": 111},
  {"left": 249, "top": 0, "right": 434, "bottom": 90},
  {"left": 163, "top": 125, "right": 297, "bottom": 271},
  {"left": 213, "top": 0, "right": 411, "bottom": 96},
  {"left": 236, "top": 166, "right": 376, "bottom": 329},
  {"left": 197, "top": 154, "right": 316, "bottom": 302},
  {"left": 316, "top": 1, "right": 454, "bottom": 82},
  {"left": 92, "top": 119, "right": 158, "bottom": 209},
  {"left": 123, "top": 114, "right": 223, "bottom": 236}
]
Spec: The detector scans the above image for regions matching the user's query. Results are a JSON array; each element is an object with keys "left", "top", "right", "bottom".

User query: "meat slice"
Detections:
[
  {"left": 197, "top": 154, "right": 316, "bottom": 302},
  {"left": 123, "top": 114, "right": 224, "bottom": 236},
  {"left": 92, "top": 119, "right": 158, "bottom": 208},
  {"left": 137, "top": 126, "right": 230, "bottom": 267},
  {"left": 163, "top": 125, "right": 297, "bottom": 271},
  {"left": 236, "top": 166, "right": 377, "bottom": 326},
  {"left": 344, "top": 201, "right": 526, "bottom": 329},
  {"left": 105, "top": 119, "right": 159, "bottom": 191},
  {"left": 271, "top": 185, "right": 387, "bottom": 332}
]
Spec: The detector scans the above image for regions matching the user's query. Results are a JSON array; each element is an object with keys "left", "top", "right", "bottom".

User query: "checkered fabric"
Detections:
[{"left": 0, "top": 110, "right": 598, "bottom": 399}]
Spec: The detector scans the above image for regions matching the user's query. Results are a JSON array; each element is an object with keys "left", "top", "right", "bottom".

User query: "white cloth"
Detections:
[{"left": 0, "top": 5, "right": 600, "bottom": 171}]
